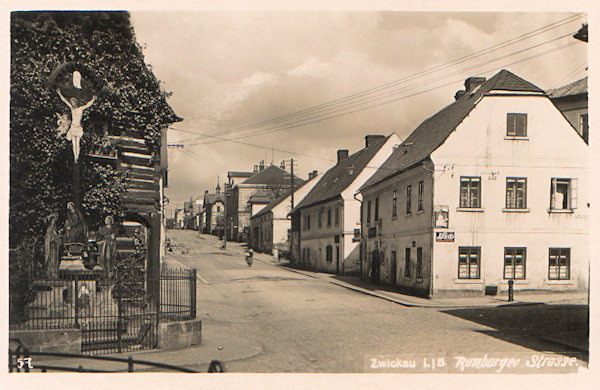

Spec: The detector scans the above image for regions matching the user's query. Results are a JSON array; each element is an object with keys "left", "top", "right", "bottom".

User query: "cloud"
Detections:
[{"left": 129, "top": 11, "right": 586, "bottom": 211}]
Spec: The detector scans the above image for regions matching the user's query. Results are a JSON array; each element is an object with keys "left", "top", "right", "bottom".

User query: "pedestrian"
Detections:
[{"left": 245, "top": 249, "right": 253, "bottom": 267}]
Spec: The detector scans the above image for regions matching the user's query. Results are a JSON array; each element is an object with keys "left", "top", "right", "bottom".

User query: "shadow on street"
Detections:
[{"left": 441, "top": 303, "right": 589, "bottom": 361}]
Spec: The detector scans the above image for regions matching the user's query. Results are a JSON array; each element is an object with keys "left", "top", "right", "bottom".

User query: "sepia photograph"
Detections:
[{"left": 5, "top": 1, "right": 595, "bottom": 386}]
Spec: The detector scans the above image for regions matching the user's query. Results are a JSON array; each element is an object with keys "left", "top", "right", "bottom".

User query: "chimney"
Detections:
[
  {"left": 454, "top": 90, "right": 467, "bottom": 101},
  {"left": 464, "top": 76, "right": 486, "bottom": 92},
  {"left": 365, "top": 135, "right": 385, "bottom": 148},
  {"left": 259, "top": 160, "right": 265, "bottom": 171},
  {"left": 308, "top": 170, "right": 318, "bottom": 180},
  {"left": 337, "top": 149, "right": 349, "bottom": 164}
]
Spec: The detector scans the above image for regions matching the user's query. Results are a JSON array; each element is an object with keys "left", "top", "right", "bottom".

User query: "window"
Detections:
[
  {"left": 335, "top": 207, "right": 339, "bottom": 226},
  {"left": 416, "top": 247, "right": 423, "bottom": 278},
  {"left": 307, "top": 214, "right": 311, "bottom": 230},
  {"left": 579, "top": 113, "right": 588, "bottom": 142},
  {"left": 550, "top": 178, "right": 577, "bottom": 210},
  {"left": 375, "top": 197, "right": 379, "bottom": 221},
  {"left": 418, "top": 181, "right": 424, "bottom": 211},
  {"left": 458, "top": 247, "right": 480, "bottom": 279},
  {"left": 307, "top": 248, "right": 310, "bottom": 261},
  {"left": 326, "top": 245, "right": 333, "bottom": 263},
  {"left": 507, "top": 113, "right": 527, "bottom": 136},
  {"left": 404, "top": 248, "right": 411, "bottom": 278},
  {"left": 392, "top": 190, "right": 398, "bottom": 217},
  {"left": 459, "top": 177, "right": 481, "bottom": 208},
  {"left": 406, "top": 185, "right": 412, "bottom": 214},
  {"left": 327, "top": 209, "right": 332, "bottom": 227},
  {"left": 506, "top": 177, "right": 527, "bottom": 209},
  {"left": 318, "top": 210, "right": 323, "bottom": 229},
  {"left": 549, "top": 248, "right": 570, "bottom": 280},
  {"left": 367, "top": 200, "right": 371, "bottom": 224},
  {"left": 353, "top": 228, "right": 360, "bottom": 240},
  {"left": 504, "top": 247, "right": 526, "bottom": 279},
  {"left": 216, "top": 206, "right": 221, "bottom": 212}
]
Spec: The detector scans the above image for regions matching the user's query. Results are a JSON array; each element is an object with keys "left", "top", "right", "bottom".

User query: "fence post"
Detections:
[
  {"left": 191, "top": 269, "right": 196, "bottom": 319},
  {"left": 117, "top": 297, "right": 123, "bottom": 353},
  {"left": 74, "top": 274, "right": 79, "bottom": 328},
  {"left": 128, "top": 356, "right": 134, "bottom": 372}
]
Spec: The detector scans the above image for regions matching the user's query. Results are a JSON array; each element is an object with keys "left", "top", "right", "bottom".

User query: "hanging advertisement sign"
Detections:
[{"left": 434, "top": 205, "right": 449, "bottom": 228}]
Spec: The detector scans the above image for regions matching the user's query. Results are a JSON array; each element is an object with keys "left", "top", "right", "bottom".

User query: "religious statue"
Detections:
[
  {"left": 56, "top": 88, "right": 97, "bottom": 163},
  {"left": 64, "top": 201, "right": 87, "bottom": 243},
  {"left": 44, "top": 213, "right": 62, "bottom": 278},
  {"left": 97, "top": 215, "right": 117, "bottom": 272}
]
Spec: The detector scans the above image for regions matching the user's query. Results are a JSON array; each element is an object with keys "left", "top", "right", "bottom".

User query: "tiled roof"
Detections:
[
  {"left": 248, "top": 191, "right": 275, "bottom": 204},
  {"left": 293, "top": 135, "right": 391, "bottom": 211},
  {"left": 360, "top": 69, "right": 543, "bottom": 191},
  {"left": 242, "top": 165, "right": 304, "bottom": 186},
  {"left": 252, "top": 179, "right": 312, "bottom": 218},
  {"left": 547, "top": 76, "right": 587, "bottom": 98}
]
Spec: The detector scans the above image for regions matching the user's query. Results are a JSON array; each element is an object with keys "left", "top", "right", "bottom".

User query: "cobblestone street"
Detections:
[{"left": 165, "top": 230, "right": 588, "bottom": 373}]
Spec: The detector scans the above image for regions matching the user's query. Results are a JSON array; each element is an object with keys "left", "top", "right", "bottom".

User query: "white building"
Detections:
[
  {"left": 291, "top": 134, "right": 401, "bottom": 274},
  {"left": 359, "top": 70, "right": 589, "bottom": 297},
  {"left": 249, "top": 171, "right": 321, "bottom": 257}
]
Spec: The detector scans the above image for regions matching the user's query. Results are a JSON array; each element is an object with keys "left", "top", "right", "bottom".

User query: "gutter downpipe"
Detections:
[{"left": 420, "top": 160, "right": 435, "bottom": 298}]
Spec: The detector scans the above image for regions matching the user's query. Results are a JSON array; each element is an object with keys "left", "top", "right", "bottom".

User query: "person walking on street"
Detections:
[{"left": 245, "top": 249, "right": 253, "bottom": 267}]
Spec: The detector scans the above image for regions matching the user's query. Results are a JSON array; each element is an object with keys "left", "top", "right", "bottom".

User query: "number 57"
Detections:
[{"left": 17, "top": 357, "right": 33, "bottom": 370}]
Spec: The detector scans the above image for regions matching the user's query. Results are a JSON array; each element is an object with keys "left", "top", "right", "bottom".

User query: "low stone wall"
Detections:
[
  {"left": 10, "top": 329, "right": 81, "bottom": 354},
  {"left": 157, "top": 319, "right": 202, "bottom": 351}
]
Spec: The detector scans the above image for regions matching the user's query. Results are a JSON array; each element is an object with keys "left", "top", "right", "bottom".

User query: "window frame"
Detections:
[
  {"left": 579, "top": 113, "right": 588, "bottom": 141},
  {"left": 506, "top": 113, "right": 527, "bottom": 137},
  {"left": 548, "top": 248, "right": 570, "bottom": 280},
  {"left": 334, "top": 207, "right": 339, "bottom": 226},
  {"left": 506, "top": 177, "right": 527, "bottom": 209},
  {"left": 327, "top": 209, "right": 332, "bottom": 227},
  {"left": 503, "top": 247, "right": 526, "bottom": 280},
  {"left": 550, "top": 178, "right": 576, "bottom": 211},
  {"left": 459, "top": 176, "right": 481, "bottom": 208},
  {"left": 326, "top": 245, "right": 333, "bottom": 263},
  {"left": 374, "top": 197, "right": 379, "bottom": 221},
  {"left": 367, "top": 200, "right": 372, "bottom": 224},
  {"left": 458, "top": 246, "right": 480, "bottom": 279},
  {"left": 392, "top": 190, "right": 398, "bottom": 217},
  {"left": 418, "top": 181, "right": 424, "bottom": 211},
  {"left": 406, "top": 185, "right": 412, "bottom": 214}
]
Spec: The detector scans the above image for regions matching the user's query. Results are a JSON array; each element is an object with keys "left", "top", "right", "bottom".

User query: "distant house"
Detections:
[
  {"left": 547, "top": 76, "right": 588, "bottom": 143},
  {"left": 358, "top": 70, "right": 589, "bottom": 297},
  {"left": 289, "top": 134, "right": 401, "bottom": 275},
  {"left": 174, "top": 209, "right": 184, "bottom": 229},
  {"left": 249, "top": 170, "right": 320, "bottom": 257},
  {"left": 226, "top": 165, "right": 304, "bottom": 242},
  {"left": 203, "top": 184, "right": 225, "bottom": 236}
]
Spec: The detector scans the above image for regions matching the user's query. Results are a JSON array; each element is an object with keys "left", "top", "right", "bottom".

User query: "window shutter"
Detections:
[{"left": 570, "top": 178, "right": 578, "bottom": 209}]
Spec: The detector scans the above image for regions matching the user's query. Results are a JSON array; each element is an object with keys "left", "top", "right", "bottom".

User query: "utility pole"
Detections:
[
  {"left": 290, "top": 158, "right": 295, "bottom": 209},
  {"left": 222, "top": 182, "right": 230, "bottom": 249}
]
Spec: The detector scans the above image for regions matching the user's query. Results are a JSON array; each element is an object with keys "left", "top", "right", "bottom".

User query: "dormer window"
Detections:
[{"left": 506, "top": 113, "right": 527, "bottom": 137}]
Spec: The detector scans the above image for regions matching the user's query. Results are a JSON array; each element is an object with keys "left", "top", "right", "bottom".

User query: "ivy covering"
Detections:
[{"left": 10, "top": 11, "right": 181, "bottom": 250}]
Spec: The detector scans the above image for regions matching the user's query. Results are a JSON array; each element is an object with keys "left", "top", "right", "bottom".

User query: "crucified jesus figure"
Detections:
[{"left": 56, "top": 89, "right": 96, "bottom": 163}]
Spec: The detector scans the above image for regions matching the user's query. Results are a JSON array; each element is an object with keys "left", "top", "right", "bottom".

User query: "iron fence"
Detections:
[{"left": 9, "top": 268, "right": 196, "bottom": 354}]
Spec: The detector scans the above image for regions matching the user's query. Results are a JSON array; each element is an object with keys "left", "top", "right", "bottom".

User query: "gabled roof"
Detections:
[
  {"left": 204, "top": 193, "right": 224, "bottom": 205},
  {"left": 547, "top": 76, "right": 587, "bottom": 98},
  {"left": 253, "top": 179, "right": 313, "bottom": 218},
  {"left": 360, "top": 69, "right": 543, "bottom": 191},
  {"left": 242, "top": 165, "right": 304, "bottom": 186},
  {"left": 248, "top": 191, "right": 275, "bottom": 204},
  {"left": 293, "top": 135, "right": 391, "bottom": 211}
]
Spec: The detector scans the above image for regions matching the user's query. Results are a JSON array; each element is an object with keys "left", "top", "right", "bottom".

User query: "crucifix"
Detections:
[{"left": 53, "top": 69, "right": 98, "bottom": 208}]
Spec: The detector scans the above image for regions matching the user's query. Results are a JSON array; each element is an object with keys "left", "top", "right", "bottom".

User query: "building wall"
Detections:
[
  {"left": 361, "top": 162, "right": 434, "bottom": 296},
  {"left": 551, "top": 96, "right": 587, "bottom": 138},
  {"left": 429, "top": 93, "right": 589, "bottom": 296},
  {"left": 299, "top": 199, "right": 345, "bottom": 273}
]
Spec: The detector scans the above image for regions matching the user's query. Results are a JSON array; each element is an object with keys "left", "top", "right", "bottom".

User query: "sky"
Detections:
[{"left": 128, "top": 10, "right": 588, "bottom": 217}]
